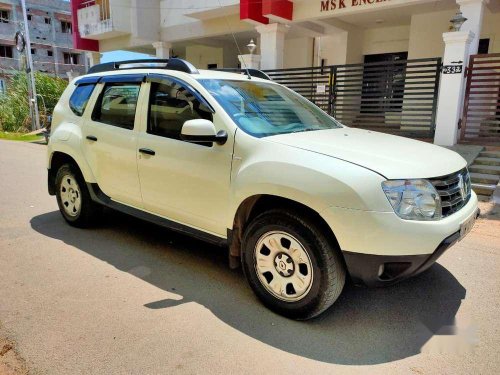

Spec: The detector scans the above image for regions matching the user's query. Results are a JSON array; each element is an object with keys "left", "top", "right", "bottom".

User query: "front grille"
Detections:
[{"left": 429, "top": 168, "right": 471, "bottom": 218}]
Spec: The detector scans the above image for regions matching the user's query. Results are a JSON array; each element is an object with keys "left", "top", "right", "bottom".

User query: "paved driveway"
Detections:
[{"left": 0, "top": 140, "right": 499, "bottom": 374}]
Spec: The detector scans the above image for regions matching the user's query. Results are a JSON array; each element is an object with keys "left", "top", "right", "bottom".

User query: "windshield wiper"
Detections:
[{"left": 291, "top": 128, "right": 321, "bottom": 133}]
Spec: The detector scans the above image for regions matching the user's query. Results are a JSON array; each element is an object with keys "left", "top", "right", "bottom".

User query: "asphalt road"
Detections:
[{"left": 0, "top": 140, "right": 499, "bottom": 375}]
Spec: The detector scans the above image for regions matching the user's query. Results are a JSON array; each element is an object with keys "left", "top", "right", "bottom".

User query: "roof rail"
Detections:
[
  {"left": 213, "top": 68, "right": 272, "bottom": 81},
  {"left": 87, "top": 58, "right": 200, "bottom": 75}
]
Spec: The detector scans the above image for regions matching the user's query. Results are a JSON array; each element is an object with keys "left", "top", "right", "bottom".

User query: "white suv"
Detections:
[{"left": 47, "top": 59, "right": 479, "bottom": 320}]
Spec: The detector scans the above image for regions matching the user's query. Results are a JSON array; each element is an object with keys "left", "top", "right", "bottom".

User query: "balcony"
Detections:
[{"left": 77, "top": 1, "right": 129, "bottom": 40}]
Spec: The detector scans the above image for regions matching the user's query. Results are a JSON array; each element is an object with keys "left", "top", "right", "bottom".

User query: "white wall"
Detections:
[
  {"left": 131, "top": 0, "right": 160, "bottom": 43},
  {"left": 284, "top": 37, "right": 314, "bottom": 68},
  {"left": 315, "top": 25, "right": 407, "bottom": 67},
  {"left": 160, "top": 0, "right": 237, "bottom": 28},
  {"left": 109, "top": 0, "right": 131, "bottom": 34},
  {"left": 346, "top": 29, "right": 364, "bottom": 63},
  {"left": 409, "top": 8, "right": 500, "bottom": 60},
  {"left": 291, "top": 7, "right": 500, "bottom": 68},
  {"left": 223, "top": 44, "right": 240, "bottom": 68},
  {"left": 408, "top": 10, "right": 455, "bottom": 59},
  {"left": 362, "top": 25, "right": 410, "bottom": 57},
  {"left": 185, "top": 45, "right": 224, "bottom": 69},
  {"left": 481, "top": 8, "right": 500, "bottom": 53},
  {"left": 314, "top": 29, "right": 363, "bottom": 66}
]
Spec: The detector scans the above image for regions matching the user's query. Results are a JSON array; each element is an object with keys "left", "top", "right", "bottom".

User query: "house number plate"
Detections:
[{"left": 443, "top": 65, "right": 463, "bottom": 74}]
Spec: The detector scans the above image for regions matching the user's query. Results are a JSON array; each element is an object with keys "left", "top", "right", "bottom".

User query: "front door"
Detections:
[
  {"left": 137, "top": 76, "right": 234, "bottom": 236},
  {"left": 82, "top": 76, "right": 144, "bottom": 208}
]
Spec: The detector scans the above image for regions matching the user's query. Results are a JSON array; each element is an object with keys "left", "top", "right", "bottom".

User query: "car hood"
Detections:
[{"left": 266, "top": 128, "right": 466, "bottom": 179}]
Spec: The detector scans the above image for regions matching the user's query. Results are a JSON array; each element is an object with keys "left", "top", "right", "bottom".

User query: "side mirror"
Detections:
[{"left": 180, "top": 119, "right": 228, "bottom": 145}]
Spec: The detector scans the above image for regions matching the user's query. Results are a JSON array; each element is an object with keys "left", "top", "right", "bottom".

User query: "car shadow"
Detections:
[{"left": 30, "top": 209, "right": 466, "bottom": 366}]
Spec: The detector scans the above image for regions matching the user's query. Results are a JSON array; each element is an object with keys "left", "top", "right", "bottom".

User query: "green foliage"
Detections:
[
  {"left": 0, "top": 131, "right": 42, "bottom": 142},
  {"left": 0, "top": 72, "right": 68, "bottom": 132}
]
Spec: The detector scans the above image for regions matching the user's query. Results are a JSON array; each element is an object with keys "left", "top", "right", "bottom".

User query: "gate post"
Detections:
[
  {"left": 434, "top": 31, "right": 474, "bottom": 146},
  {"left": 328, "top": 66, "right": 336, "bottom": 116}
]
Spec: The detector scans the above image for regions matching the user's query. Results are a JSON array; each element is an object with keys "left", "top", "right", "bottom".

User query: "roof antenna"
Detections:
[{"left": 216, "top": 0, "right": 252, "bottom": 80}]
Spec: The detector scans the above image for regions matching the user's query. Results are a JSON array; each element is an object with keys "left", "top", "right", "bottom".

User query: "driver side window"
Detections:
[{"left": 148, "top": 79, "right": 213, "bottom": 140}]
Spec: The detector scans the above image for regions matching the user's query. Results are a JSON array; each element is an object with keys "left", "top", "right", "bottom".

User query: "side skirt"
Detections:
[{"left": 86, "top": 183, "right": 228, "bottom": 247}]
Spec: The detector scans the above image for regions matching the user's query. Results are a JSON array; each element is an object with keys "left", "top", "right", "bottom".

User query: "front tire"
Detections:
[
  {"left": 55, "top": 164, "right": 101, "bottom": 228},
  {"left": 242, "top": 209, "right": 345, "bottom": 320}
]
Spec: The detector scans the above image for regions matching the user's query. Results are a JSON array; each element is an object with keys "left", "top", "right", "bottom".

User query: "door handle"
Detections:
[
  {"left": 139, "top": 148, "right": 155, "bottom": 156},
  {"left": 86, "top": 135, "right": 98, "bottom": 141}
]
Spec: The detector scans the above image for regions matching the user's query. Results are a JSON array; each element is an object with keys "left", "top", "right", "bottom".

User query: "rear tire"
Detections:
[
  {"left": 55, "top": 164, "right": 101, "bottom": 228},
  {"left": 241, "top": 209, "right": 345, "bottom": 320}
]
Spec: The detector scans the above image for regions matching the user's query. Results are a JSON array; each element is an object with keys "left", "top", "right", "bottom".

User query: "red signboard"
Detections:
[
  {"left": 241, "top": 0, "right": 294, "bottom": 24},
  {"left": 240, "top": 0, "right": 269, "bottom": 24},
  {"left": 263, "top": 0, "right": 293, "bottom": 21}
]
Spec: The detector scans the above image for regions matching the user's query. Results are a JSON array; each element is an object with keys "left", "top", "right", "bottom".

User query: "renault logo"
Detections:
[{"left": 458, "top": 174, "right": 466, "bottom": 200}]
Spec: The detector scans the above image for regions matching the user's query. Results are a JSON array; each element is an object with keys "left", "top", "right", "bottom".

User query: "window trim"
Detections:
[
  {"left": 146, "top": 75, "right": 215, "bottom": 144},
  {"left": 69, "top": 83, "right": 96, "bottom": 117},
  {"left": 91, "top": 81, "right": 142, "bottom": 130},
  {"left": 146, "top": 74, "right": 215, "bottom": 114},
  {"left": 101, "top": 74, "right": 145, "bottom": 84},
  {"left": 63, "top": 52, "right": 80, "bottom": 65},
  {"left": 0, "top": 9, "right": 10, "bottom": 23},
  {"left": 75, "top": 76, "right": 101, "bottom": 85},
  {"left": 0, "top": 44, "right": 13, "bottom": 58},
  {"left": 61, "top": 20, "right": 72, "bottom": 33}
]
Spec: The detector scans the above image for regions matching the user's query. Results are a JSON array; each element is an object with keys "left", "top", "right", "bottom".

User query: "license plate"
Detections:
[{"left": 459, "top": 210, "right": 478, "bottom": 240}]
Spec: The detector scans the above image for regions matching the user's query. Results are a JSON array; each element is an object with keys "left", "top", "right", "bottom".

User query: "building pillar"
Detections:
[
  {"left": 86, "top": 52, "right": 101, "bottom": 67},
  {"left": 238, "top": 54, "right": 261, "bottom": 69},
  {"left": 434, "top": 31, "right": 474, "bottom": 146},
  {"left": 256, "top": 23, "right": 288, "bottom": 70},
  {"left": 66, "top": 70, "right": 80, "bottom": 81},
  {"left": 53, "top": 47, "right": 60, "bottom": 76},
  {"left": 456, "top": 0, "right": 489, "bottom": 56},
  {"left": 153, "top": 42, "right": 172, "bottom": 59}
]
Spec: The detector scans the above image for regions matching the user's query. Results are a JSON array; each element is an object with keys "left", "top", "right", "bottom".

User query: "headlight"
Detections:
[{"left": 382, "top": 179, "right": 441, "bottom": 221}]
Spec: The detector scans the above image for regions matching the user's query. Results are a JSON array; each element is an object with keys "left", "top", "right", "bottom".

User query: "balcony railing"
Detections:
[
  {"left": 79, "top": 17, "right": 113, "bottom": 37},
  {"left": 77, "top": 0, "right": 121, "bottom": 39}
]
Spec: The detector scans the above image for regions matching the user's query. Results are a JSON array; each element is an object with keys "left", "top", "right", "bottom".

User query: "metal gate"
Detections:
[
  {"left": 461, "top": 53, "right": 500, "bottom": 143},
  {"left": 264, "top": 66, "right": 333, "bottom": 113},
  {"left": 265, "top": 57, "right": 442, "bottom": 139}
]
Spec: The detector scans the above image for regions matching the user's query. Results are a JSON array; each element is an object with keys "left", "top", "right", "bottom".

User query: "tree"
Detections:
[{"left": 0, "top": 72, "right": 68, "bottom": 132}]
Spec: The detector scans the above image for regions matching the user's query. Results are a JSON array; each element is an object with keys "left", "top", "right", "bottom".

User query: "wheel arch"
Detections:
[
  {"left": 48, "top": 151, "right": 92, "bottom": 195},
  {"left": 228, "top": 194, "right": 344, "bottom": 267}
]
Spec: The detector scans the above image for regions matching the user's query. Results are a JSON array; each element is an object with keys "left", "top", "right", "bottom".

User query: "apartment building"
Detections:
[{"left": 0, "top": 0, "right": 87, "bottom": 92}]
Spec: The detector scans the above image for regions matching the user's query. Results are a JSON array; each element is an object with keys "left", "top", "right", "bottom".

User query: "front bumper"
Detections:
[
  {"left": 322, "top": 191, "right": 479, "bottom": 257},
  {"left": 341, "top": 208, "right": 480, "bottom": 287},
  {"left": 321, "top": 190, "right": 479, "bottom": 286},
  {"left": 343, "top": 230, "right": 456, "bottom": 287}
]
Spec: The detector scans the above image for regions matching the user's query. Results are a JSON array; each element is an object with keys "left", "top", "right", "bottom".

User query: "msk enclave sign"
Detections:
[{"left": 321, "top": 0, "right": 391, "bottom": 12}]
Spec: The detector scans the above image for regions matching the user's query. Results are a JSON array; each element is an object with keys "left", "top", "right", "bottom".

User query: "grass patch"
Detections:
[{"left": 0, "top": 131, "right": 43, "bottom": 142}]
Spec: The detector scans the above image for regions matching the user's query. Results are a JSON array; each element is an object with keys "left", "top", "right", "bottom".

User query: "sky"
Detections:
[{"left": 101, "top": 50, "right": 154, "bottom": 63}]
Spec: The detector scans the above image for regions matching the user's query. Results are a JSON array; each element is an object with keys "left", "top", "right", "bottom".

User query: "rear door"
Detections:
[{"left": 82, "top": 74, "right": 145, "bottom": 208}]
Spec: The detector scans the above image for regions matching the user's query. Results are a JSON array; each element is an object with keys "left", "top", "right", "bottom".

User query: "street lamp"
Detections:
[
  {"left": 450, "top": 11, "right": 467, "bottom": 32},
  {"left": 247, "top": 39, "right": 257, "bottom": 55}
]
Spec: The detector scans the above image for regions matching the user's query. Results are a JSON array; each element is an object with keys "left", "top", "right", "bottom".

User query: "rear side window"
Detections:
[
  {"left": 92, "top": 83, "right": 141, "bottom": 130},
  {"left": 69, "top": 84, "right": 95, "bottom": 116}
]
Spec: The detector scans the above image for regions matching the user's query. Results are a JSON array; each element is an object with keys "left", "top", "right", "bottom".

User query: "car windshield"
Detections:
[{"left": 197, "top": 79, "right": 343, "bottom": 137}]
